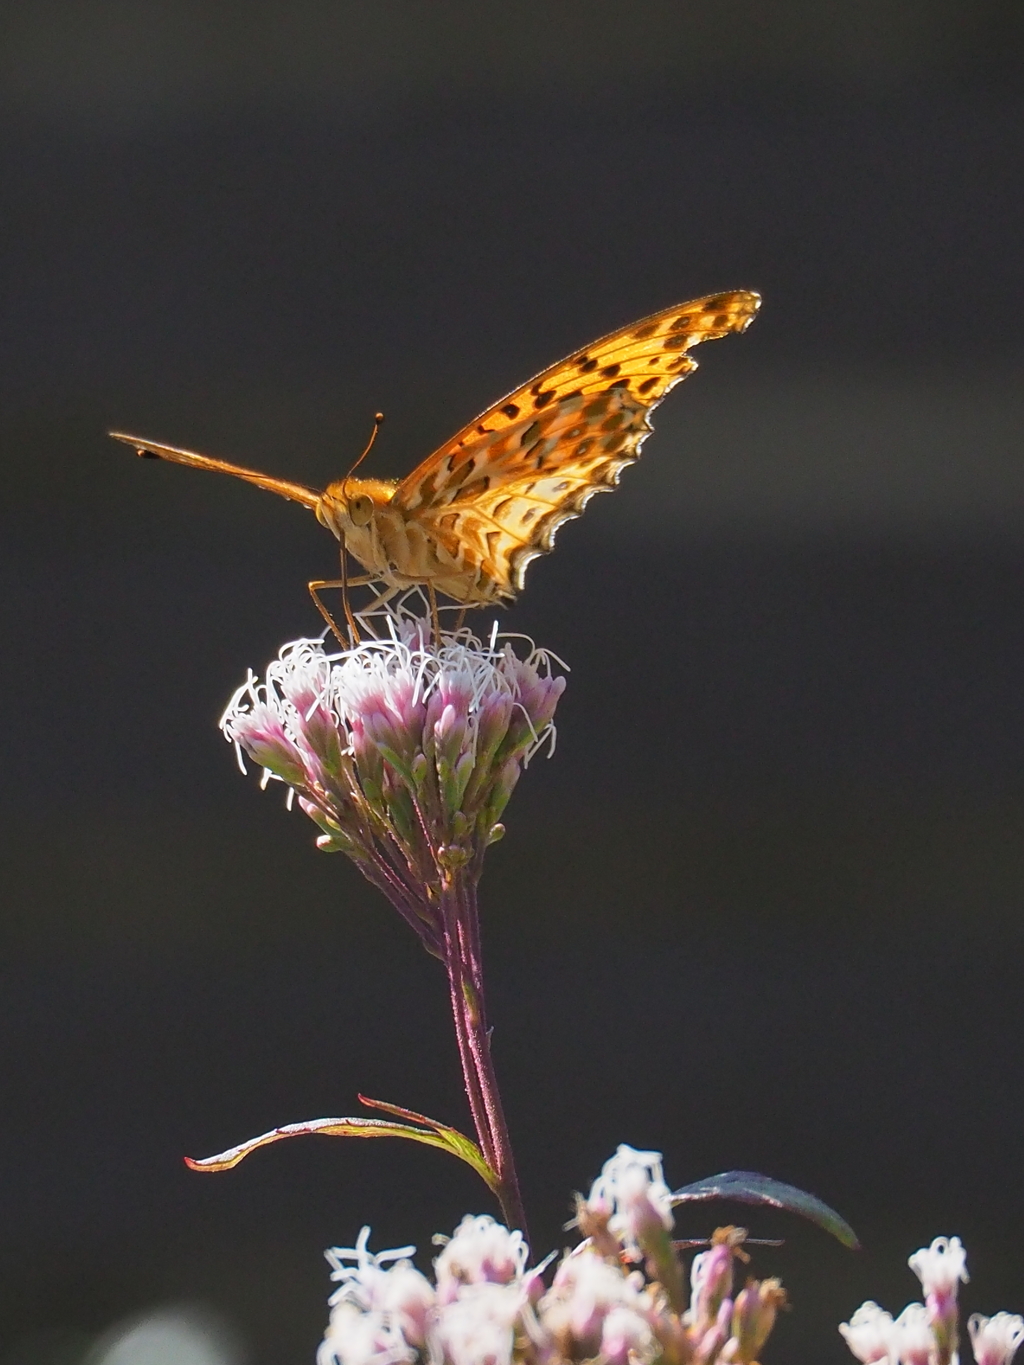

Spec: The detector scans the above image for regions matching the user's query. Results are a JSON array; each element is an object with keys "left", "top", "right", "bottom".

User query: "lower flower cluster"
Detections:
[
  {"left": 319, "top": 1147, "right": 785, "bottom": 1365},
  {"left": 840, "top": 1237, "right": 1023, "bottom": 1365}
]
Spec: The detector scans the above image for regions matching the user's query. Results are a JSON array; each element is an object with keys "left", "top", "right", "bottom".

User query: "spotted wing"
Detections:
[{"left": 394, "top": 291, "right": 760, "bottom": 598}]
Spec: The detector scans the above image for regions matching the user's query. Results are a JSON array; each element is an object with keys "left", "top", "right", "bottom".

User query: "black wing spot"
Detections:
[
  {"left": 501, "top": 402, "right": 520, "bottom": 419},
  {"left": 533, "top": 389, "right": 556, "bottom": 409},
  {"left": 638, "top": 376, "right": 659, "bottom": 394},
  {"left": 633, "top": 322, "right": 658, "bottom": 339},
  {"left": 601, "top": 362, "right": 621, "bottom": 378},
  {"left": 579, "top": 356, "right": 598, "bottom": 373}
]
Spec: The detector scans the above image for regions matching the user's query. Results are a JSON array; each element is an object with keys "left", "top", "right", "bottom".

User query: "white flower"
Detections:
[
  {"left": 539, "top": 1248, "right": 651, "bottom": 1357},
  {"left": 969, "top": 1314, "right": 1024, "bottom": 1365},
  {"left": 320, "top": 1228, "right": 434, "bottom": 1361},
  {"left": 434, "top": 1215, "right": 529, "bottom": 1303},
  {"left": 586, "top": 1145, "right": 674, "bottom": 1250},
  {"left": 909, "top": 1239, "right": 969, "bottom": 1301},
  {"left": 427, "top": 1282, "right": 522, "bottom": 1365},
  {"left": 319, "top": 1304, "right": 414, "bottom": 1365},
  {"left": 600, "top": 1303, "right": 658, "bottom": 1365},
  {"left": 893, "top": 1303, "right": 937, "bottom": 1365},
  {"left": 840, "top": 1301, "right": 897, "bottom": 1364},
  {"left": 325, "top": 1227, "right": 421, "bottom": 1312}
]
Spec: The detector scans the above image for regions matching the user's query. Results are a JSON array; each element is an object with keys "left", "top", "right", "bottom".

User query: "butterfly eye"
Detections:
[{"left": 348, "top": 493, "right": 374, "bottom": 527}]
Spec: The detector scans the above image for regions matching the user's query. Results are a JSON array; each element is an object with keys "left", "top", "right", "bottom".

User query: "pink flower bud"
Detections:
[
  {"left": 730, "top": 1278, "right": 786, "bottom": 1364},
  {"left": 690, "top": 1241, "right": 735, "bottom": 1336}
]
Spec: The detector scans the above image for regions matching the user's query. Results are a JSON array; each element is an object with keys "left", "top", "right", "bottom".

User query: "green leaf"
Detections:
[
  {"left": 185, "top": 1095, "right": 499, "bottom": 1194},
  {"left": 671, "top": 1170, "right": 860, "bottom": 1249}
]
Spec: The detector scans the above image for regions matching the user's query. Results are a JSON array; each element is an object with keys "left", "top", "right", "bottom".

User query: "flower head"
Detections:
[
  {"left": 892, "top": 1303, "right": 936, "bottom": 1365},
  {"left": 839, "top": 1301, "right": 897, "bottom": 1365},
  {"left": 969, "top": 1314, "right": 1024, "bottom": 1365},
  {"left": 909, "top": 1239, "right": 969, "bottom": 1302},
  {"left": 427, "top": 1283, "right": 523, "bottom": 1365},
  {"left": 434, "top": 1215, "right": 529, "bottom": 1303},
  {"left": 539, "top": 1248, "right": 653, "bottom": 1359},
  {"left": 221, "top": 613, "right": 565, "bottom": 951},
  {"left": 319, "top": 1151, "right": 789, "bottom": 1365},
  {"left": 840, "top": 1238, "right": 1022, "bottom": 1365},
  {"left": 320, "top": 1228, "right": 432, "bottom": 1365},
  {"left": 909, "top": 1238, "right": 968, "bottom": 1365},
  {"left": 585, "top": 1145, "right": 675, "bottom": 1254}
]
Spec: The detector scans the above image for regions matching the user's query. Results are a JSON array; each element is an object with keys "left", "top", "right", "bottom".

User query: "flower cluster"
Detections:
[
  {"left": 840, "top": 1238, "right": 1022, "bottom": 1365},
  {"left": 318, "top": 1147, "right": 787, "bottom": 1365},
  {"left": 220, "top": 615, "right": 565, "bottom": 953}
]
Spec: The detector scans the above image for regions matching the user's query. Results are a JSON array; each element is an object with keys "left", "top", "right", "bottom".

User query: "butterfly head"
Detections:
[{"left": 316, "top": 477, "right": 398, "bottom": 541}]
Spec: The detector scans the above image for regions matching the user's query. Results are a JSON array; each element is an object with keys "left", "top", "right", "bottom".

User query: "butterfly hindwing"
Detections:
[{"left": 395, "top": 290, "right": 760, "bottom": 596}]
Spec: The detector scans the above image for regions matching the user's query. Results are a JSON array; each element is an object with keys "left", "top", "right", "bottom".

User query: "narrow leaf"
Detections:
[
  {"left": 672, "top": 1170, "right": 860, "bottom": 1250},
  {"left": 186, "top": 1108, "right": 498, "bottom": 1192},
  {"left": 356, "top": 1095, "right": 496, "bottom": 1185}
]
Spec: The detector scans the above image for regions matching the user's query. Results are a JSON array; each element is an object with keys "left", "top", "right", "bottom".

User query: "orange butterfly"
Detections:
[{"left": 112, "top": 290, "right": 759, "bottom": 631}]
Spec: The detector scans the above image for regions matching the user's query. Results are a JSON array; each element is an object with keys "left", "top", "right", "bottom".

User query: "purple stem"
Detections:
[{"left": 439, "top": 871, "right": 528, "bottom": 1240}]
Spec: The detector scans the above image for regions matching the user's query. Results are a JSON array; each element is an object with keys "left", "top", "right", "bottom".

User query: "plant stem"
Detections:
[{"left": 440, "top": 871, "right": 528, "bottom": 1241}]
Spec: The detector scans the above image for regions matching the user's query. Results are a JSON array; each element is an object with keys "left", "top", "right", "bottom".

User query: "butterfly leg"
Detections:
[
  {"left": 308, "top": 580, "right": 354, "bottom": 647},
  {"left": 360, "top": 583, "right": 401, "bottom": 614},
  {"left": 427, "top": 582, "right": 443, "bottom": 645},
  {"left": 309, "top": 540, "right": 378, "bottom": 646},
  {"left": 310, "top": 578, "right": 402, "bottom": 641},
  {"left": 309, "top": 540, "right": 382, "bottom": 645}
]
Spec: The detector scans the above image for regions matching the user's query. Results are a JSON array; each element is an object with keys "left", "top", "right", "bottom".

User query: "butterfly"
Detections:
[{"left": 111, "top": 290, "right": 759, "bottom": 630}]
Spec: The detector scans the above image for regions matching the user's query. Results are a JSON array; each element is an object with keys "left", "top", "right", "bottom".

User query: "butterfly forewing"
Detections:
[
  {"left": 395, "top": 291, "right": 760, "bottom": 596},
  {"left": 116, "top": 290, "right": 760, "bottom": 608}
]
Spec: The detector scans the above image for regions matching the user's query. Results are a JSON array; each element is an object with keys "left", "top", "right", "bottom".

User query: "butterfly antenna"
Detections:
[{"left": 342, "top": 412, "right": 384, "bottom": 500}]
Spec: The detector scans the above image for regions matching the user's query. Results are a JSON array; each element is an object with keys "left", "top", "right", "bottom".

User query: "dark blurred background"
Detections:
[{"left": 2, "top": 2, "right": 1024, "bottom": 1360}]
